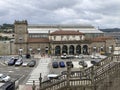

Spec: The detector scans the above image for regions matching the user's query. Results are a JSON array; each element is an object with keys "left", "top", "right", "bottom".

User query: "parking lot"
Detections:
[
  {"left": 49, "top": 54, "right": 106, "bottom": 75},
  {"left": 0, "top": 54, "right": 107, "bottom": 86},
  {"left": 0, "top": 55, "right": 38, "bottom": 84}
]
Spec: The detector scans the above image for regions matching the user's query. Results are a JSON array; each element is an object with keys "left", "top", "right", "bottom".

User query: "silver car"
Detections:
[
  {"left": 15, "top": 58, "right": 23, "bottom": 66},
  {"left": 0, "top": 74, "right": 11, "bottom": 82}
]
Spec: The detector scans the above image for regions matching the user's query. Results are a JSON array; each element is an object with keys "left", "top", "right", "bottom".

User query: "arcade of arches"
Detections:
[{"left": 54, "top": 45, "right": 89, "bottom": 55}]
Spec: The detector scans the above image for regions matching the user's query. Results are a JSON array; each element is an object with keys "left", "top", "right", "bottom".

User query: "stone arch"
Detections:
[
  {"left": 69, "top": 45, "right": 74, "bottom": 55},
  {"left": 76, "top": 45, "right": 81, "bottom": 54},
  {"left": 62, "top": 45, "right": 68, "bottom": 54},
  {"left": 55, "top": 46, "right": 61, "bottom": 55},
  {"left": 83, "top": 45, "right": 88, "bottom": 55}
]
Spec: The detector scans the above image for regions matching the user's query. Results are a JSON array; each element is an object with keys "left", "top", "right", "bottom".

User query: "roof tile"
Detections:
[{"left": 50, "top": 30, "right": 84, "bottom": 35}]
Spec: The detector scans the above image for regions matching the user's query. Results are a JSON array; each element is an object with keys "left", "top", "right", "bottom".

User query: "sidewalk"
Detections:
[{"left": 26, "top": 56, "right": 51, "bottom": 85}]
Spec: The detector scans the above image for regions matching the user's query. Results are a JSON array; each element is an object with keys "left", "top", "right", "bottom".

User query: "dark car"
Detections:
[
  {"left": 26, "top": 53, "right": 31, "bottom": 59},
  {"left": 28, "top": 60, "right": 36, "bottom": 67},
  {"left": 59, "top": 61, "right": 65, "bottom": 67},
  {"left": 61, "top": 71, "right": 74, "bottom": 75},
  {"left": 52, "top": 62, "right": 59, "bottom": 68},
  {"left": 8, "top": 57, "right": 18, "bottom": 66},
  {"left": 79, "top": 60, "right": 87, "bottom": 68},
  {"left": 66, "top": 61, "right": 73, "bottom": 68},
  {"left": 91, "top": 60, "right": 100, "bottom": 66}
]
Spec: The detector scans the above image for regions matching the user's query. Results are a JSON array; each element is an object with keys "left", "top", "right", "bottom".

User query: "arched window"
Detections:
[
  {"left": 69, "top": 45, "right": 74, "bottom": 55},
  {"left": 55, "top": 46, "right": 61, "bottom": 55},
  {"left": 76, "top": 45, "right": 81, "bottom": 54},
  {"left": 83, "top": 45, "right": 88, "bottom": 55},
  {"left": 62, "top": 45, "right": 68, "bottom": 54}
]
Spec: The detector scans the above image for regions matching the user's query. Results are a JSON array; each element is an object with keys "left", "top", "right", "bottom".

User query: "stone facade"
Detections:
[{"left": 0, "top": 21, "right": 116, "bottom": 55}]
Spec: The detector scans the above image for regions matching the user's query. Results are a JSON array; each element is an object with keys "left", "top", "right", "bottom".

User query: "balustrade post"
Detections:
[
  {"left": 91, "top": 66, "right": 96, "bottom": 90},
  {"left": 67, "top": 66, "right": 71, "bottom": 90}
]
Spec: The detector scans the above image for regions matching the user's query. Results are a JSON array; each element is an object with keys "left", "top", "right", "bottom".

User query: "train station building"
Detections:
[{"left": 14, "top": 20, "right": 116, "bottom": 55}]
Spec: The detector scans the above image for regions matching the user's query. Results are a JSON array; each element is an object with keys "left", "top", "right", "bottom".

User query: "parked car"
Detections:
[
  {"left": 75, "top": 54, "right": 84, "bottom": 59},
  {"left": 90, "top": 55, "right": 101, "bottom": 59},
  {"left": 0, "top": 74, "right": 11, "bottom": 82},
  {"left": 59, "top": 61, "right": 65, "bottom": 67},
  {"left": 52, "top": 62, "right": 59, "bottom": 68},
  {"left": 26, "top": 53, "right": 31, "bottom": 59},
  {"left": 61, "top": 53, "right": 68, "bottom": 59},
  {"left": 91, "top": 60, "right": 100, "bottom": 66},
  {"left": 79, "top": 60, "right": 87, "bottom": 68},
  {"left": 15, "top": 58, "right": 23, "bottom": 66},
  {"left": 67, "top": 55, "right": 74, "bottom": 59},
  {"left": 28, "top": 60, "right": 36, "bottom": 67},
  {"left": 22, "top": 62, "right": 29, "bottom": 67},
  {"left": 8, "top": 57, "right": 18, "bottom": 66},
  {"left": 47, "top": 74, "right": 59, "bottom": 80},
  {"left": 61, "top": 71, "right": 74, "bottom": 75},
  {"left": 66, "top": 61, "right": 73, "bottom": 68}
]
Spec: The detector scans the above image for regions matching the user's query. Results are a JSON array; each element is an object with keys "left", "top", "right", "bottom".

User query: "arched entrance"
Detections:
[
  {"left": 62, "top": 45, "right": 68, "bottom": 54},
  {"left": 69, "top": 45, "right": 74, "bottom": 55},
  {"left": 55, "top": 46, "right": 61, "bottom": 55},
  {"left": 83, "top": 45, "right": 88, "bottom": 55},
  {"left": 45, "top": 47, "right": 48, "bottom": 54},
  {"left": 76, "top": 45, "right": 81, "bottom": 54}
]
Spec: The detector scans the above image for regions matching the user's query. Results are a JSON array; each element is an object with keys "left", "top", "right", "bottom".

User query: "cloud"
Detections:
[{"left": 0, "top": 0, "right": 120, "bottom": 28}]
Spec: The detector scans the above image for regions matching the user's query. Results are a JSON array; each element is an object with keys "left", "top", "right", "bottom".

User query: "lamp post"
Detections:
[{"left": 39, "top": 73, "right": 42, "bottom": 90}]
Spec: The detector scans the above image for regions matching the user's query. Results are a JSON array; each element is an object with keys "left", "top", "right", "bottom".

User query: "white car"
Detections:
[
  {"left": 0, "top": 74, "right": 11, "bottom": 82},
  {"left": 22, "top": 62, "right": 28, "bottom": 67},
  {"left": 75, "top": 54, "right": 84, "bottom": 59},
  {"left": 61, "top": 53, "right": 68, "bottom": 59},
  {"left": 47, "top": 74, "right": 59, "bottom": 80},
  {"left": 90, "top": 55, "right": 100, "bottom": 59}
]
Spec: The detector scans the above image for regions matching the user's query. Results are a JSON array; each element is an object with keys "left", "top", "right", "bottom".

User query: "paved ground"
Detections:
[
  {"left": 0, "top": 55, "right": 37, "bottom": 85},
  {"left": 0, "top": 54, "right": 107, "bottom": 89},
  {"left": 25, "top": 56, "right": 51, "bottom": 85}
]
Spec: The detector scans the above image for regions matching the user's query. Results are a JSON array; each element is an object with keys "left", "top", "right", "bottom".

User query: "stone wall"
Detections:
[
  {"left": 96, "top": 69, "right": 120, "bottom": 90},
  {"left": 0, "top": 41, "right": 15, "bottom": 55}
]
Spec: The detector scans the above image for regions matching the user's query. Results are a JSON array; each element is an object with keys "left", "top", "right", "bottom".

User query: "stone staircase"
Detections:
[{"left": 36, "top": 54, "right": 120, "bottom": 90}]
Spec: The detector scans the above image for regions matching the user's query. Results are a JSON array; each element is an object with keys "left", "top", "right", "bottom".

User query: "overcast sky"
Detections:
[{"left": 0, "top": 0, "right": 120, "bottom": 28}]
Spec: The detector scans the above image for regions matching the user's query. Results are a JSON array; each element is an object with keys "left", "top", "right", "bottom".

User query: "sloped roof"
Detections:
[
  {"left": 28, "top": 38, "right": 49, "bottom": 43},
  {"left": 50, "top": 30, "right": 84, "bottom": 35},
  {"left": 91, "top": 36, "right": 114, "bottom": 42}
]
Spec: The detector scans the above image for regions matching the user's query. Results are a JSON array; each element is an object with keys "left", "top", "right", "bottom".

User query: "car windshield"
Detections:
[
  {"left": 9, "top": 59, "right": 14, "bottom": 62},
  {"left": 30, "top": 62, "right": 34, "bottom": 64},
  {"left": 17, "top": 59, "right": 22, "bottom": 62}
]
